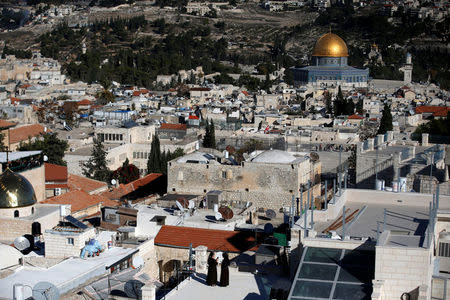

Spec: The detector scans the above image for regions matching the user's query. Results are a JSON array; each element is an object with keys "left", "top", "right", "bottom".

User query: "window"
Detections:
[
  {"left": 178, "top": 171, "right": 184, "bottom": 181},
  {"left": 133, "top": 152, "right": 136, "bottom": 159},
  {"left": 14, "top": 210, "right": 19, "bottom": 218},
  {"left": 222, "top": 171, "right": 227, "bottom": 179},
  {"left": 67, "top": 238, "right": 74, "bottom": 245},
  {"left": 439, "top": 242, "right": 450, "bottom": 257}
]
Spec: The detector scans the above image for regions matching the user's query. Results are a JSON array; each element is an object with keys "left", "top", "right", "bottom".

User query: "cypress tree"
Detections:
[
  {"left": 147, "top": 135, "right": 162, "bottom": 173},
  {"left": 377, "top": 103, "right": 393, "bottom": 134},
  {"left": 203, "top": 119, "right": 210, "bottom": 148},
  {"left": 83, "top": 138, "right": 111, "bottom": 182},
  {"left": 209, "top": 119, "right": 216, "bottom": 149}
]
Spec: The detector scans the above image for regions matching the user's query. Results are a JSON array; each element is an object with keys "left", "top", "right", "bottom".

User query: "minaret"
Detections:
[{"left": 402, "top": 53, "right": 413, "bottom": 84}]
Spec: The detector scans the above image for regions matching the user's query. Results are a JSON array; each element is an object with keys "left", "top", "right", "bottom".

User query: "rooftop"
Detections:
[
  {"left": 41, "top": 190, "right": 118, "bottom": 213},
  {"left": 155, "top": 225, "right": 258, "bottom": 252},
  {"left": 45, "top": 163, "right": 68, "bottom": 182},
  {"left": 9, "top": 124, "right": 48, "bottom": 144},
  {"left": 0, "top": 247, "right": 138, "bottom": 299},
  {"left": 68, "top": 173, "right": 108, "bottom": 194}
]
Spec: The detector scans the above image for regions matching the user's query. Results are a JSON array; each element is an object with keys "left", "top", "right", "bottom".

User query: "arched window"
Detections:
[{"left": 14, "top": 210, "right": 19, "bottom": 218}]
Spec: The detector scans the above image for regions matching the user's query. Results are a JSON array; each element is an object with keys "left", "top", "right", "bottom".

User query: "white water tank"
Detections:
[
  {"left": 375, "top": 179, "right": 383, "bottom": 191},
  {"left": 399, "top": 177, "right": 407, "bottom": 192}
]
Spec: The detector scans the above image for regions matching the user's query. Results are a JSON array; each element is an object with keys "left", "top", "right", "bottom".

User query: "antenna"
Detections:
[
  {"left": 265, "top": 209, "right": 276, "bottom": 219},
  {"left": 14, "top": 236, "right": 30, "bottom": 251},
  {"left": 32, "top": 282, "right": 60, "bottom": 300},
  {"left": 215, "top": 212, "right": 223, "bottom": 221},
  {"left": 218, "top": 206, "right": 234, "bottom": 220},
  {"left": 175, "top": 201, "right": 185, "bottom": 212}
]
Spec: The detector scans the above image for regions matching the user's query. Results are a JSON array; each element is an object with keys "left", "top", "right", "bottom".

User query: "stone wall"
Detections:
[
  {"left": 20, "top": 165, "right": 45, "bottom": 202},
  {"left": 168, "top": 159, "right": 321, "bottom": 210},
  {"left": 0, "top": 218, "right": 32, "bottom": 241},
  {"left": 44, "top": 227, "right": 96, "bottom": 258},
  {"left": 374, "top": 243, "right": 432, "bottom": 299}
]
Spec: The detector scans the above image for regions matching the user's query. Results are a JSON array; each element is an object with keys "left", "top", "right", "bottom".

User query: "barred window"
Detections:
[{"left": 439, "top": 242, "right": 450, "bottom": 257}]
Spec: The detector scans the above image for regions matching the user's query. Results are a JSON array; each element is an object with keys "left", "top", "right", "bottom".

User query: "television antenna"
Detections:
[{"left": 32, "top": 282, "right": 60, "bottom": 300}]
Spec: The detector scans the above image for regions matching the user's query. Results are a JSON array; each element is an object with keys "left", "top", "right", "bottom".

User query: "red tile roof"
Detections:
[
  {"left": 348, "top": 114, "right": 364, "bottom": 120},
  {"left": 188, "top": 115, "right": 199, "bottom": 120},
  {"left": 45, "top": 163, "right": 68, "bottom": 182},
  {"left": 41, "top": 190, "right": 119, "bottom": 212},
  {"left": 9, "top": 124, "right": 47, "bottom": 144},
  {"left": 0, "top": 120, "right": 16, "bottom": 129},
  {"left": 46, "top": 183, "right": 69, "bottom": 189},
  {"left": 101, "top": 173, "right": 162, "bottom": 199},
  {"left": 415, "top": 106, "right": 450, "bottom": 117},
  {"left": 68, "top": 174, "right": 108, "bottom": 194},
  {"left": 132, "top": 91, "right": 141, "bottom": 97},
  {"left": 78, "top": 99, "right": 92, "bottom": 105},
  {"left": 10, "top": 97, "right": 21, "bottom": 104},
  {"left": 155, "top": 225, "right": 258, "bottom": 252},
  {"left": 241, "top": 91, "right": 249, "bottom": 96},
  {"left": 159, "top": 123, "right": 187, "bottom": 130}
]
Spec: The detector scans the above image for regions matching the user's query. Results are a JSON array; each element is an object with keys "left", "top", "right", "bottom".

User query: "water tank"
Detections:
[
  {"left": 399, "top": 177, "right": 407, "bottom": 192},
  {"left": 13, "top": 284, "right": 24, "bottom": 300},
  {"left": 392, "top": 181, "right": 398, "bottom": 192},
  {"left": 375, "top": 179, "right": 383, "bottom": 191}
]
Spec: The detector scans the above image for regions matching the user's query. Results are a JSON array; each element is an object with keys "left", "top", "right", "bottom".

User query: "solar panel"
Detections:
[{"left": 65, "top": 215, "right": 88, "bottom": 229}]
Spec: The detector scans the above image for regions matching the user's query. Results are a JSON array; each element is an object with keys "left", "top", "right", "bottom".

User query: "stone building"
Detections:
[
  {"left": 44, "top": 226, "right": 96, "bottom": 258},
  {"left": 167, "top": 149, "right": 321, "bottom": 209}
]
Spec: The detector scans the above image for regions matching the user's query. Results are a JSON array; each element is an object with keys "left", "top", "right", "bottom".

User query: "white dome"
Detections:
[
  {"left": 251, "top": 150, "right": 296, "bottom": 164},
  {"left": 0, "top": 244, "right": 23, "bottom": 269},
  {"left": 176, "top": 152, "right": 217, "bottom": 164}
]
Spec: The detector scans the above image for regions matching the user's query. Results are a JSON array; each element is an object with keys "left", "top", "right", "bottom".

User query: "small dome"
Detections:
[
  {"left": 0, "top": 169, "right": 37, "bottom": 209},
  {"left": 0, "top": 243, "right": 23, "bottom": 269},
  {"left": 312, "top": 33, "right": 348, "bottom": 57},
  {"left": 251, "top": 150, "right": 296, "bottom": 164}
]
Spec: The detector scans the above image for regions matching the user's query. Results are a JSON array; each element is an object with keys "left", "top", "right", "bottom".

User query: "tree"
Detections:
[
  {"left": 112, "top": 158, "right": 139, "bottom": 184},
  {"left": 82, "top": 138, "right": 111, "bottom": 182},
  {"left": 377, "top": 103, "right": 393, "bottom": 134},
  {"left": 203, "top": 119, "right": 216, "bottom": 148},
  {"left": 19, "top": 133, "right": 68, "bottom": 166},
  {"left": 147, "top": 135, "right": 162, "bottom": 174},
  {"left": 0, "top": 132, "right": 6, "bottom": 151},
  {"left": 203, "top": 119, "right": 211, "bottom": 148},
  {"left": 96, "top": 89, "right": 115, "bottom": 105}
]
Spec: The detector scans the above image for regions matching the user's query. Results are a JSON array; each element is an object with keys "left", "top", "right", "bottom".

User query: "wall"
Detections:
[
  {"left": 167, "top": 159, "right": 321, "bottom": 209},
  {"left": 44, "top": 227, "right": 96, "bottom": 258},
  {"left": 20, "top": 165, "right": 45, "bottom": 202},
  {"left": 374, "top": 243, "right": 432, "bottom": 299}
]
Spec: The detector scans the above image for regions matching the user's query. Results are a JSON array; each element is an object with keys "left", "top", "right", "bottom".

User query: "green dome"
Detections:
[{"left": 0, "top": 169, "right": 37, "bottom": 208}]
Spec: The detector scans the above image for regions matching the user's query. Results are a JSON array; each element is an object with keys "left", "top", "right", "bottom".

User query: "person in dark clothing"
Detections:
[
  {"left": 206, "top": 252, "right": 218, "bottom": 286},
  {"left": 219, "top": 252, "right": 230, "bottom": 287}
]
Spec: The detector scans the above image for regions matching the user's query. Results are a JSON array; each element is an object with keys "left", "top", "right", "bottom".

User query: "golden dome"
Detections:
[
  {"left": 0, "top": 169, "right": 36, "bottom": 209},
  {"left": 312, "top": 33, "right": 349, "bottom": 57}
]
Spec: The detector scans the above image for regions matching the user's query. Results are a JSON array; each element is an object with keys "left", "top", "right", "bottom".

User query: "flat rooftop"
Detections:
[
  {"left": 0, "top": 247, "right": 137, "bottom": 299},
  {"left": 164, "top": 267, "right": 284, "bottom": 300}
]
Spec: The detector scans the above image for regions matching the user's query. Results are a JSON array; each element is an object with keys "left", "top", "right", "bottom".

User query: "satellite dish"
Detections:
[
  {"left": 175, "top": 201, "right": 185, "bottom": 212},
  {"left": 111, "top": 179, "right": 117, "bottom": 185},
  {"left": 43, "top": 155, "right": 48, "bottom": 162},
  {"left": 215, "top": 212, "right": 222, "bottom": 221},
  {"left": 32, "top": 282, "right": 60, "bottom": 300},
  {"left": 188, "top": 200, "right": 195, "bottom": 209},
  {"left": 264, "top": 223, "right": 274, "bottom": 234},
  {"left": 266, "top": 209, "right": 276, "bottom": 219},
  {"left": 218, "top": 206, "right": 234, "bottom": 220},
  {"left": 132, "top": 256, "right": 144, "bottom": 269},
  {"left": 14, "top": 236, "right": 30, "bottom": 251},
  {"left": 310, "top": 152, "right": 319, "bottom": 162}
]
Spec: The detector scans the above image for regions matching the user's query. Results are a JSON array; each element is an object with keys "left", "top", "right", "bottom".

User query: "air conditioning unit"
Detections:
[{"left": 54, "top": 188, "right": 62, "bottom": 196}]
